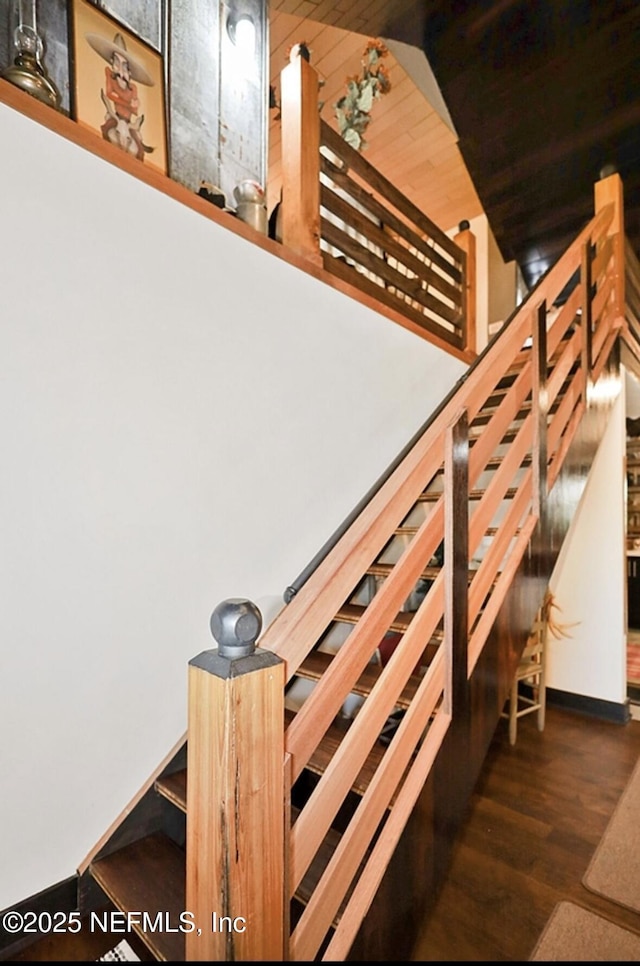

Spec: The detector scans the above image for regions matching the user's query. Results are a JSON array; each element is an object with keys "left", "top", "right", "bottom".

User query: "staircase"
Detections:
[{"left": 76, "top": 172, "right": 632, "bottom": 961}]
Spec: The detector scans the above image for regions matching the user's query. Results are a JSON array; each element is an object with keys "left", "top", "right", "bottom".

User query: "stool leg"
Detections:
[
  {"left": 509, "top": 678, "right": 518, "bottom": 746},
  {"left": 537, "top": 666, "right": 546, "bottom": 732}
]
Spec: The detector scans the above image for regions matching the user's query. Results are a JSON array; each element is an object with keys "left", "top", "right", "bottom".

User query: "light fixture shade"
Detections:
[{"left": 227, "top": 12, "right": 255, "bottom": 56}]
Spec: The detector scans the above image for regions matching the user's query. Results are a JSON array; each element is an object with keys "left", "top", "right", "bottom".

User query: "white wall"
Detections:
[
  {"left": 626, "top": 365, "right": 640, "bottom": 417},
  {"left": 383, "top": 38, "right": 457, "bottom": 136},
  {"left": 548, "top": 390, "right": 627, "bottom": 703},
  {"left": 447, "top": 212, "right": 518, "bottom": 353},
  {"left": 487, "top": 226, "right": 519, "bottom": 330},
  {"left": 0, "top": 102, "right": 466, "bottom": 910}
]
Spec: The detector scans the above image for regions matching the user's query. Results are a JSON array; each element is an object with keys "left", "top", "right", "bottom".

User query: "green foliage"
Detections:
[{"left": 334, "top": 40, "right": 391, "bottom": 152}]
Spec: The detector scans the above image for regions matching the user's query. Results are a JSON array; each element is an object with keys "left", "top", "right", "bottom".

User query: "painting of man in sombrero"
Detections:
[
  {"left": 70, "top": 0, "right": 167, "bottom": 175},
  {"left": 86, "top": 29, "right": 154, "bottom": 161}
]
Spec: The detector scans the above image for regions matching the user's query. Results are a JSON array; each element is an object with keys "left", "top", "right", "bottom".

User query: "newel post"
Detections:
[
  {"left": 185, "top": 599, "right": 285, "bottom": 961},
  {"left": 594, "top": 165, "right": 625, "bottom": 323},
  {"left": 279, "top": 51, "right": 322, "bottom": 266},
  {"left": 454, "top": 220, "right": 477, "bottom": 354}
]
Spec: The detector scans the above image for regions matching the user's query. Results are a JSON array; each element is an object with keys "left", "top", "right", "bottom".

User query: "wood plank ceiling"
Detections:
[
  {"left": 267, "top": 8, "right": 485, "bottom": 249},
  {"left": 269, "top": 0, "right": 640, "bottom": 292}
]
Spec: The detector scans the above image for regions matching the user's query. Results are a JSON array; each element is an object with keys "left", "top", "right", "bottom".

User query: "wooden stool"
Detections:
[{"left": 502, "top": 602, "right": 548, "bottom": 746}]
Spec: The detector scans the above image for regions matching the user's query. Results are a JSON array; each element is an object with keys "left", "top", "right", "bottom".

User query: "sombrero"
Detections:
[{"left": 85, "top": 31, "right": 154, "bottom": 86}]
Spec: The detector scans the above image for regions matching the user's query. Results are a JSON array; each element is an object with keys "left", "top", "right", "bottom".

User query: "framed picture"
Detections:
[{"left": 69, "top": 0, "right": 168, "bottom": 176}]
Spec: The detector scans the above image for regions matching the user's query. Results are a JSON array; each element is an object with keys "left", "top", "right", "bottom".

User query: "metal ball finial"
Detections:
[
  {"left": 599, "top": 163, "right": 617, "bottom": 179},
  {"left": 210, "top": 598, "right": 263, "bottom": 659},
  {"left": 458, "top": 219, "right": 470, "bottom": 231}
]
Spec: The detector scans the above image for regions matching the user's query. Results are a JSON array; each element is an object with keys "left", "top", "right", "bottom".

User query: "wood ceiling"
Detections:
[{"left": 270, "top": 1, "right": 640, "bottom": 292}]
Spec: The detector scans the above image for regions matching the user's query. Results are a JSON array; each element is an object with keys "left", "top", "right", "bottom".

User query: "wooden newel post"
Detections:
[
  {"left": 185, "top": 598, "right": 285, "bottom": 961},
  {"left": 594, "top": 166, "right": 625, "bottom": 324},
  {"left": 280, "top": 52, "right": 322, "bottom": 266},
  {"left": 454, "top": 220, "right": 477, "bottom": 355}
]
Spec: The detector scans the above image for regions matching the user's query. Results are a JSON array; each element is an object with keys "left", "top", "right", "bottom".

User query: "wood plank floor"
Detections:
[{"left": 410, "top": 702, "right": 640, "bottom": 961}]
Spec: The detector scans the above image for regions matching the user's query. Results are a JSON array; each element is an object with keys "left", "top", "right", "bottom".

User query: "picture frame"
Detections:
[{"left": 69, "top": 0, "right": 168, "bottom": 176}]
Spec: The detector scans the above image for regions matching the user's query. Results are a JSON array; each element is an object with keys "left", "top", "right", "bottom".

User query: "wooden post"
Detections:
[
  {"left": 185, "top": 599, "right": 286, "bottom": 961},
  {"left": 532, "top": 300, "right": 549, "bottom": 518},
  {"left": 280, "top": 54, "right": 322, "bottom": 266},
  {"left": 444, "top": 408, "right": 469, "bottom": 705},
  {"left": 580, "top": 237, "right": 594, "bottom": 397},
  {"left": 594, "top": 168, "right": 625, "bottom": 323},
  {"left": 454, "top": 221, "right": 477, "bottom": 355}
]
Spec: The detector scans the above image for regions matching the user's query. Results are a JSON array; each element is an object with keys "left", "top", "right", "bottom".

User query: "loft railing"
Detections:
[
  {"left": 186, "top": 172, "right": 625, "bottom": 960},
  {"left": 279, "top": 55, "right": 476, "bottom": 357},
  {"left": 624, "top": 238, "right": 640, "bottom": 358}
]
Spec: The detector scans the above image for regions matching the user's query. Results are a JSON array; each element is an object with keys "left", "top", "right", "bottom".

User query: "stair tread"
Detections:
[
  {"left": 366, "top": 561, "right": 481, "bottom": 581},
  {"left": 90, "top": 832, "right": 186, "bottom": 962},
  {"left": 472, "top": 404, "right": 531, "bottom": 424},
  {"left": 147, "top": 773, "right": 354, "bottom": 920},
  {"left": 335, "top": 602, "right": 444, "bottom": 641},
  {"left": 335, "top": 602, "right": 413, "bottom": 633},
  {"left": 366, "top": 561, "right": 442, "bottom": 581},
  {"left": 286, "top": 707, "right": 385, "bottom": 797},
  {"left": 468, "top": 426, "right": 520, "bottom": 442},
  {"left": 395, "top": 524, "right": 520, "bottom": 537},
  {"left": 434, "top": 453, "right": 532, "bottom": 474},
  {"left": 297, "top": 648, "right": 422, "bottom": 709},
  {"left": 418, "top": 486, "right": 518, "bottom": 502},
  {"left": 155, "top": 770, "right": 187, "bottom": 813}
]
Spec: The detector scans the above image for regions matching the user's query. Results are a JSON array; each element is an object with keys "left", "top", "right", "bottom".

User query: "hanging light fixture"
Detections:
[{"left": 2, "top": 0, "right": 60, "bottom": 109}]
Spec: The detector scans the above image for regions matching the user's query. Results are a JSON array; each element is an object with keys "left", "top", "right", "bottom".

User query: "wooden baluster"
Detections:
[
  {"left": 185, "top": 599, "right": 286, "bottom": 961},
  {"left": 280, "top": 53, "right": 322, "bottom": 266}
]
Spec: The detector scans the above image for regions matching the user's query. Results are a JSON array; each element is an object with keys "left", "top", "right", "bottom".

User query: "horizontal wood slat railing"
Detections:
[
  {"left": 624, "top": 237, "right": 640, "bottom": 362},
  {"left": 186, "top": 174, "right": 623, "bottom": 961},
  {"left": 279, "top": 55, "right": 474, "bottom": 355},
  {"left": 318, "top": 123, "right": 466, "bottom": 349}
]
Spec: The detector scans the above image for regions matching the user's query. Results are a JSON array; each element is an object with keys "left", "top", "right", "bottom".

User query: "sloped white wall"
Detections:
[
  {"left": 0, "top": 101, "right": 466, "bottom": 910},
  {"left": 548, "top": 390, "right": 627, "bottom": 703}
]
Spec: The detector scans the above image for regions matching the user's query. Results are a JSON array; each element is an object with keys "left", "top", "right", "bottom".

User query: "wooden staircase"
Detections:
[
  {"left": 78, "top": 172, "right": 628, "bottom": 961},
  {"left": 81, "top": 324, "right": 577, "bottom": 961}
]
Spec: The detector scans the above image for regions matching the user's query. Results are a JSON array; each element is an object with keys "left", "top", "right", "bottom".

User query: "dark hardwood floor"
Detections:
[{"left": 411, "top": 701, "right": 640, "bottom": 961}]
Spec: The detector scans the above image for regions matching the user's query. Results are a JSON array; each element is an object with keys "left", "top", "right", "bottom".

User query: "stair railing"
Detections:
[
  {"left": 279, "top": 53, "right": 476, "bottom": 357},
  {"left": 623, "top": 237, "right": 640, "bottom": 360},
  {"left": 186, "top": 173, "right": 624, "bottom": 960}
]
